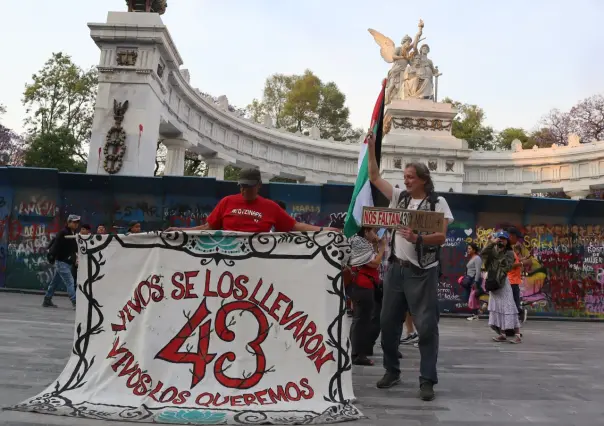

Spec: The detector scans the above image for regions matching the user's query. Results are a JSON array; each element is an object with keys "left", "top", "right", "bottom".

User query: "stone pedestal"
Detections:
[
  {"left": 86, "top": 12, "right": 178, "bottom": 177},
  {"left": 163, "top": 139, "right": 189, "bottom": 176},
  {"left": 380, "top": 99, "right": 470, "bottom": 192}
]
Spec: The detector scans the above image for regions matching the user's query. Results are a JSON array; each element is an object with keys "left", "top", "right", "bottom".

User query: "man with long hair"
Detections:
[{"left": 366, "top": 132, "right": 453, "bottom": 401}]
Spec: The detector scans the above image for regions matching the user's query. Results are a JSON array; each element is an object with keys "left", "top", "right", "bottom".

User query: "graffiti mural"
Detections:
[
  {"left": 0, "top": 168, "right": 602, "bottom": 319},
  {"left": 440, "top": 223, "right": 604, "bottom": 318},
  {"left": 6, "top": 192, "right": 61, "bottom": 290}
]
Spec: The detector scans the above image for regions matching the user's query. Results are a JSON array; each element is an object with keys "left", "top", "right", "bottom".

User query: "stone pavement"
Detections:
[{"left": 0, "top": 292, "right": 603, "bottom": 426}]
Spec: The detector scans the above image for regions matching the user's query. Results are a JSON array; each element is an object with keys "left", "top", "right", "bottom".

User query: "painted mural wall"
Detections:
[{"left": 1, "top": 168, "right": 603, "bottom": 318}]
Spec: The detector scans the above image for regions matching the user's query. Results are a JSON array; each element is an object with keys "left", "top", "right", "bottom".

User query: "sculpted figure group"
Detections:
[{"left": 369, "top": 20, "right": 442, "bottom": 104}]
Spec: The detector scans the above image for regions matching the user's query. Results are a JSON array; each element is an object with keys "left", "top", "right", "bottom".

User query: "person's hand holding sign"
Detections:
[{"left": 397, "top": 226, "right": 417, "bottom": 243}]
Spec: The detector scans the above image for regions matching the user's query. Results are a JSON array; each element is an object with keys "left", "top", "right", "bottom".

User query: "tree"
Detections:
[
  {"left": 224, "top": 165, "right": 241, "bottom": 181},
  {"left": 538, "top": 108, "right": 571, "bottom": 146},
  {"left": 443, "top": 98, "right": 495, "bottom": 150},
  {"left": 22, "top": 52, "right": 98, "bottom": 163},
  {"left": 248, "top": 70, "right": 360, "bottom": 141},
  {"left": 569, "top": 94, "right": 604, "bottom": 143},
  {"left": 184, "top": 152, "right": 207, "bottom": 177},
  {"left": 495, "top": 127, "right": 537, "bottom": 150},
  {"left": 23, "top": 127, "right": 86, "bottom": 172},
  {"left": 529, "top": 127, "right": 556, "bottom": 148},
  {"left": 0, "top": 105, "right": 25, "bottom": 166}
]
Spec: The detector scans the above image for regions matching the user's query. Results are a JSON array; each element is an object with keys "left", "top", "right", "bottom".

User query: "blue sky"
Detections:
[{"left": 1, "top": 0, "right": 603, "bottom": 135}]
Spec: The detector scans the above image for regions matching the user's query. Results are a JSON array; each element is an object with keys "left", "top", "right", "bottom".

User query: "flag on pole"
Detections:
[{"left": 343, "top": 80, "right": 386, "bottom": 238}]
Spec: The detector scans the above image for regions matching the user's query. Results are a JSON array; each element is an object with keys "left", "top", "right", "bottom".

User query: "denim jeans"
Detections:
[
  {"left": 45, "top": 261, "right": 76, "bottom": 302},
  {"left": 381, "top": 262, "right": 439, "bottom": 385}
]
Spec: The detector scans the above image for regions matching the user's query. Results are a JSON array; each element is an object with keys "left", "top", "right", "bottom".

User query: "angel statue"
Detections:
[
  {"left": 368, "top": 19, "right": 424, "bottom": 104},
  {"left": 403, "top": 44, "right": 442, "bottom": 100}
]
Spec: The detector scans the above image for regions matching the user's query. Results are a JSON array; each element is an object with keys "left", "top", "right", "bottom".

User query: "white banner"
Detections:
[{"left": 9, "top": 231, "right": 362, "bottom": 424}]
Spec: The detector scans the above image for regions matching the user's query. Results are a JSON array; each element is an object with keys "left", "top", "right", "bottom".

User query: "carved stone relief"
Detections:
[
  {"left": 392, "top": 117, "right": 452, "bottom": 132},
  {"left": 394, "top": 158, "right": 402, "bottom": 169},
  {"left": 428, "top": 160, "right": 437, "bottom": 171},
  {"left": 103, "top": 100, "right": 129, "bottom": 174},
  {"left": 445, "top": 160, "right": 454, "bottom": 172},
  {"left": 116, "top": 49, "right": 138, "bottom": 66}
]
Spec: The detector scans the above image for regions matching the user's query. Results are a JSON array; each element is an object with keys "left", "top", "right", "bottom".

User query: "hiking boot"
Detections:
[
  {"left": 419, "top": 382, "right": 435, "bottom": 401},
  {"left": 376, "top": 372, "right": 400, "bottom": 389},
  {"left": 42, "top": 298, "right": 57, "bottom": 308}
]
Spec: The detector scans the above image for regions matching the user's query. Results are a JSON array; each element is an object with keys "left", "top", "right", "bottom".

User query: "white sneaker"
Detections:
[
  {"left": 466, "top": 314, "right": 478, "bottom": 321},
  {"left": 413, "top": 342, "right": 419, "bottom": 348}
]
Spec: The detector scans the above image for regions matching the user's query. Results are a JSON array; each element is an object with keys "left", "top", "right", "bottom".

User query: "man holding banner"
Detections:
[{"left": 343, "top": 81, "right": 453, "bottom": 401}]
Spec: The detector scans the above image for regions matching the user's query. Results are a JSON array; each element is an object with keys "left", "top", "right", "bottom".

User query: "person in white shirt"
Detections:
[{"left": 365, "top": 131, "right": 453, "bottom": 401}]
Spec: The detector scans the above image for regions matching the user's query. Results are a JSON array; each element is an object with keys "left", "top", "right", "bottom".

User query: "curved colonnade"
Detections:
[{"left": 86, "top": 12, "right": 604, "bottom": 198}]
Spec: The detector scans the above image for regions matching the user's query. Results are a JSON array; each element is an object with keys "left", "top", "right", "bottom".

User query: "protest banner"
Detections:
[
  {"left": 361, "top": 206, "right": 445, "bottom": 234},
  {"left": 9, "top": 231, "right": 362, "bottom": 424}
]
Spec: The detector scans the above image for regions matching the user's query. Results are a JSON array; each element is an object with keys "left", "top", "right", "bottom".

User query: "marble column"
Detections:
[
  {"left": 163, "top": 138, "right": 189, "bottom": 176},
  {"left": 204, "top": 155, "right": 230, "bottom": 181},
  {"left": 566, "top": 189, "right": 591, "bottom": 200}
]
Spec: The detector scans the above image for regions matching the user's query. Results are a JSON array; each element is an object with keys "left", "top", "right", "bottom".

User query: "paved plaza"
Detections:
[{"left": 0, "top": 292, "right": 603, "bottom": 426}]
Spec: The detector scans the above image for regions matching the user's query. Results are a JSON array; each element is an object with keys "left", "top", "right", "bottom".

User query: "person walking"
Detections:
[
  {"left": 482, "top": 231, "right": 522, "bottom": 343},
  {"left": 464, "top": 242, "right": 483, "bottom": 320},
  {"left": 366, "top": 131, "right": 453, "bottom": 401},
  {"left": 43, "top": 214, "right": 80, "bottom": 309}
]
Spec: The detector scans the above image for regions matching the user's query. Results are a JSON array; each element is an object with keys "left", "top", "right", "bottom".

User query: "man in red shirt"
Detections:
[{"left": 166, "top": 169, "right": 339, "bottom": 233}]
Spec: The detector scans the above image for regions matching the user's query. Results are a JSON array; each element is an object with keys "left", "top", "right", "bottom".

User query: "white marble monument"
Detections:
[
  {"left": 84, "top": 10, "right": 604, "bottom": 198},
  {"left": 368, "top": 21, "right": 469, "bottom": 192}
]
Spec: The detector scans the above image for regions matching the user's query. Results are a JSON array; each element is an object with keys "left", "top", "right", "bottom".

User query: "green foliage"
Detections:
[
  {"left": 443, "top": 98, "right": 495, "bottom": 150},
  {"left": 224, "top": 165, "right": 241, "bottom": 181},
  {"left": 22, "top": 52, "right": 98, "bottom": 164},
  {"left": 23, "top": 128, "right": 86, "bottom": 172},
  {"left": 248, "top": 70, "right": 360, "bottom": 141},
  {"left": 495, "top": 127, "right": 537, "bottom": 150}
]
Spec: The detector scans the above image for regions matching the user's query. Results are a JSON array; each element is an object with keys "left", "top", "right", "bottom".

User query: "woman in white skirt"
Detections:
[{"left": 480, "top": 230, "right": 522, "bottom": 344}]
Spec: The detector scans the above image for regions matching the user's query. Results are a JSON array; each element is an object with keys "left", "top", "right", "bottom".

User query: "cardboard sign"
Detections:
[
  {"left": 10, "top": 231, "right": 362, "bottom": 424},
  {"left": 362, "top": 206, "right": 445, "bottom": 234}
]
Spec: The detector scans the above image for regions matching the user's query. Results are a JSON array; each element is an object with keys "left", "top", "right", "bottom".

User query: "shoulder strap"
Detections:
[
  {"left": 428, "top": 192, "right": 439, "bottom": 211},
  {"left": 389, "top": 190, "right": 408, "bottom": 259}
]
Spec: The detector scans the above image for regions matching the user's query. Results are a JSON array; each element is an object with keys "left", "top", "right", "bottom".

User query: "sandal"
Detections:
[{"left": 492, "top": 335, "right": 507, "bottom": 342}]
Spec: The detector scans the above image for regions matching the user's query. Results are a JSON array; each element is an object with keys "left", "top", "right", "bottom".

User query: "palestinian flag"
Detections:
[{"left": 343, "top": 80, "right": 386, "bottom": 238}]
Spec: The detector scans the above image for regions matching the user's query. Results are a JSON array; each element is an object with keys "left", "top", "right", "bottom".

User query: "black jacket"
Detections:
[{"left": 49, "top": 227, "right": 78, "bottom": 264}]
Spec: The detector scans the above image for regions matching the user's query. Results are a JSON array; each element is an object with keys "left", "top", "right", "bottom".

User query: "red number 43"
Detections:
[{"left": 155, "top": 298, "right": 269, "bottom": 390}]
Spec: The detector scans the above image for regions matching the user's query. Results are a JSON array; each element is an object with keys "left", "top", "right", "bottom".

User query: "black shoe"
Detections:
[
  {"left": 72, "top": 301, "right": 76, "bottom": 310},
  {"left": 352, "top": 356, "right": 374, "bottom": 366},
  {"left": 398, "top": 350, "right": 403, "bottom": 359},
  {"left": 42, "top": 298, "right": 57, "bottom": 308},
  {"left": 419, "top": 382, "right": 435, "bottom": 401},
  {"left": 376, "top": 372, "right": 400, "bottom": 389}
]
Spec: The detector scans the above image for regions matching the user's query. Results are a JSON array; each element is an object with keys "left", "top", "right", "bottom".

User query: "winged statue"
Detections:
[{"left": 368, "top": 20, "right": 426, "bottom": 104}]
